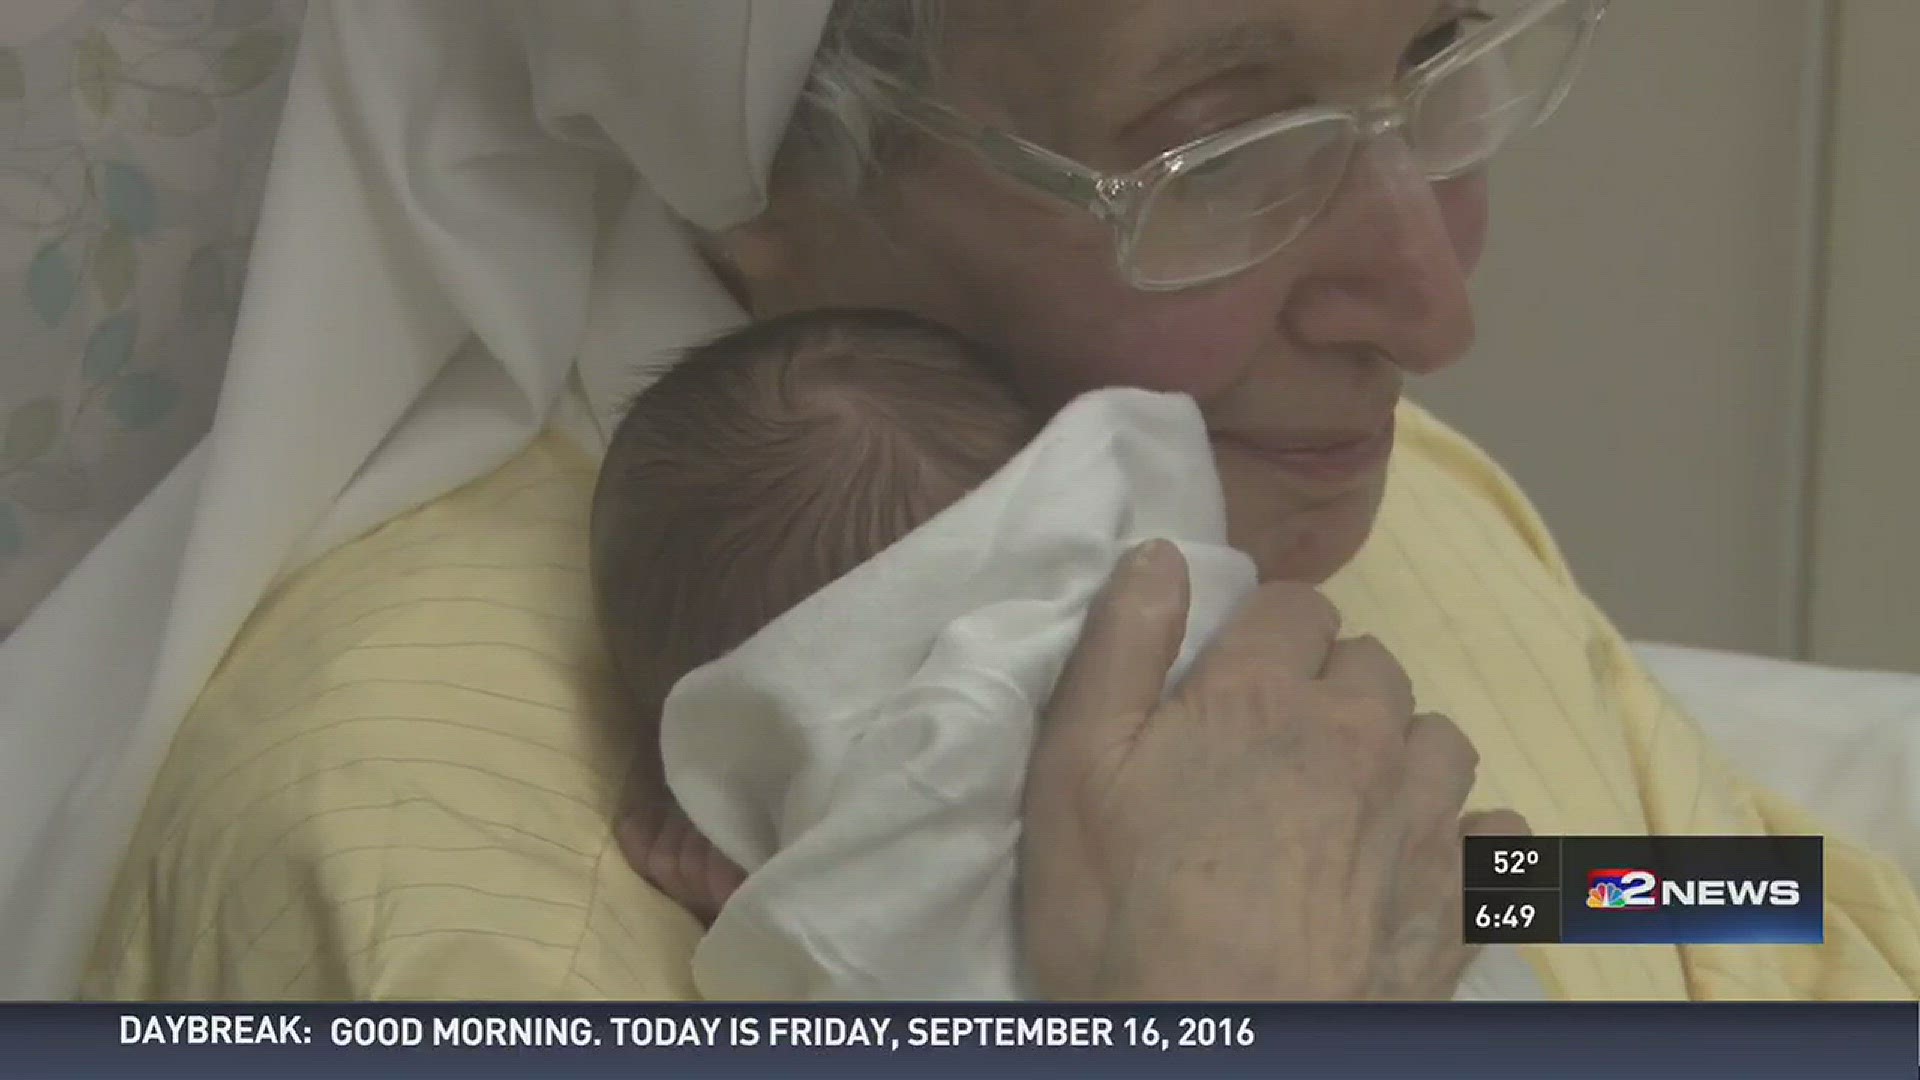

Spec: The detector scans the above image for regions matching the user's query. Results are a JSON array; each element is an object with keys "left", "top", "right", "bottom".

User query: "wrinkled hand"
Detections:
[{"left": 1021, "top": 540, "right": 1527, "bottom": 1001}]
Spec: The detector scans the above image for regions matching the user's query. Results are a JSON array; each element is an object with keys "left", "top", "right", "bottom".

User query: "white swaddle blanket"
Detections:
[{"left": 662, "top": 388, "right": 1544, "bottom": 1001}]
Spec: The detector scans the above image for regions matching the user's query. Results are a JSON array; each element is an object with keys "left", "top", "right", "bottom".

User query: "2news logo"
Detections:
[
  {"left": 1585, "top": 869, "right": 1802, "bottom": 910},
  {"left": 1554, "top": 838, "right": 1822, "bottom": 946}
]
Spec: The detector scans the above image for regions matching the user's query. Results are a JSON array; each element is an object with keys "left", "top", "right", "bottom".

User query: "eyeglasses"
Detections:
[{"left": 875, "top": 0, "right": 1610, "bottom": 292}]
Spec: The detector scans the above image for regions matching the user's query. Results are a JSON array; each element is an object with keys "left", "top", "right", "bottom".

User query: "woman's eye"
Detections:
[
  {"left": 1405, "top": 11, "right": 1493, "bottom": 70},
  {"left": 1182, "top": 155, "right": 1239, "bottom": 192}
]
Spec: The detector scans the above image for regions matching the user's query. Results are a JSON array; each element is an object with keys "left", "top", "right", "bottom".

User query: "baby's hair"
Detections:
[{"left": 591, "top": 309, "right": 1037, "bottom": 705}]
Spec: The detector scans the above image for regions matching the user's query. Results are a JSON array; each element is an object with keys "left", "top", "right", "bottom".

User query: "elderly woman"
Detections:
[{"left": 73, "top": 0, "right": 1920, "bottom": 1001}]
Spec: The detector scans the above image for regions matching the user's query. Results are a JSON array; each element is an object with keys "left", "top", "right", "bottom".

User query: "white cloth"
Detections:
[
  {"left": 0, "top": 0, "right": 833, "bottom": 998},
  {"left": 1634, "top": 643, "right": 1920, "bottom": 887},
  {"left": 665, "top": 388, "right": 1545, "bottom": 1002}
]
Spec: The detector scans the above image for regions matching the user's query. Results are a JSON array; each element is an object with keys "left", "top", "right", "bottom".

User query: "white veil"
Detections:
[{"left": 0, "top": 0, "right": 832, "bottom": 997}]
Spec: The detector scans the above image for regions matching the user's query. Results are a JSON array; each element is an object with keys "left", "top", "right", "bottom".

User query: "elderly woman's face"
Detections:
[{"left": 745, "top": 0, "right": 1488, "bottom": 582}]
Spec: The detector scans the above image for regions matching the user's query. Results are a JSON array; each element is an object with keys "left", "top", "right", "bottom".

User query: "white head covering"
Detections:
[{"left": 0, "top": 0, "right": 833, "bottom": 996}]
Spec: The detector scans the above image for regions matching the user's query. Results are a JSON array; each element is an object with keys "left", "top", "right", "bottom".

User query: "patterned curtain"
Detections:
[{"left": 0, "top": 0, "right": 304, "bottom": 637}]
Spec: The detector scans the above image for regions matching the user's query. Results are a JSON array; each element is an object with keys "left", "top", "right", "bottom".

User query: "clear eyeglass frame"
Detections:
[{"left": 872, "top": 0, "right": 1612, "bottom": 291}]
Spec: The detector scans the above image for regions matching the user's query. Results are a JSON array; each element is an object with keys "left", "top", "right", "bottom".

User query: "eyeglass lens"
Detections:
[{"left": 1129, "top": 1, "right": 1592, "bottom": 289}]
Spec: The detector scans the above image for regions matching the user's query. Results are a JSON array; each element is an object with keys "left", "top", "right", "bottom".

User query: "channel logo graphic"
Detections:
[
  {"left": 1586, "top": 868, "right": 1801, "bottom": 910},
  {"left": 1560, "top": 837, "right": 1821, "bottom": 945},
  {"left": 1587, "top": 869, "right": 1657, "bottom": 909}
]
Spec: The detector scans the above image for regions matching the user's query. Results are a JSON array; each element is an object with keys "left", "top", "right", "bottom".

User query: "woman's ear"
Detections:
[
  {"left": 711, "top": 179, "right": 925, "bottom": 317},
  {"left": 700, "top": 214, "right": 794, "bottom": 316}
]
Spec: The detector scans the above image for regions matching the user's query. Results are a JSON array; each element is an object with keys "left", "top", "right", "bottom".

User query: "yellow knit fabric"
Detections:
[{"left": 82, "top": 405, "right": 1920, "bottom": 1000}]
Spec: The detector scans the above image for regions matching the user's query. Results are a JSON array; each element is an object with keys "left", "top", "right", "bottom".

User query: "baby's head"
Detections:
[{"left": 592, "top": 309, "right": 1039, "bottom": 713}]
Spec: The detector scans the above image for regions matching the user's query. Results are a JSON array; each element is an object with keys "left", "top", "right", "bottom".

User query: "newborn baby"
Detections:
[
  {"left": 592, "top": 308, "right": 1540, "bottom": 1000},
  {"left": 590, "top": 308, "right": 1040, "bottom": 923}
]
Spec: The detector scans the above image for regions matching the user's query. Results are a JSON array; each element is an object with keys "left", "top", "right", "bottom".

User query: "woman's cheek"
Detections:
[
  {"left": 910, "top": 178, "right": 1282, "bottom": 405},
  {"left": 1437, "top": 173, "right": 1489, "bottom": 274},
  {"left": 1016, "top": 281, "right": 1278, "bottom": 405}
]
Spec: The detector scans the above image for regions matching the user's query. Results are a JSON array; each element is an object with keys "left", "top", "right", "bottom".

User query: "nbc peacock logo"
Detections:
[{"left": 1586, "top": 869, "right": 1659, "bottom": 910}]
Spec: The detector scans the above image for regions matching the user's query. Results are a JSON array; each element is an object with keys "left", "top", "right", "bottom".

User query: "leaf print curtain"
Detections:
[{"left": 0, "top": 0, "right": 304, "bottom": 637}]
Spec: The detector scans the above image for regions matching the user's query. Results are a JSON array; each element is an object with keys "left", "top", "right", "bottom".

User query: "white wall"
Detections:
[
  {"left": 1416, "top": 0, "right": 1835, "bottom": 661},
  {"left": 1806, "top": 0, "right": 1920, "bottom": 673}
]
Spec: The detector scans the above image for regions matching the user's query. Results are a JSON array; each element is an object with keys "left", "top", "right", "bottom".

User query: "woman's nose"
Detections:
[{"left": 1281, "top": 138, "right": 1478, "bottom": 376}]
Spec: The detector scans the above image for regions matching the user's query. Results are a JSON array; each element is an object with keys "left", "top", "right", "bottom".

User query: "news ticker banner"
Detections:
[
  {"left": 0, "top": 1003, "right": 1910, "bottom": 1079},
  {"left": 1463, "top": 835, "right": 1824, "bottom": 946}
]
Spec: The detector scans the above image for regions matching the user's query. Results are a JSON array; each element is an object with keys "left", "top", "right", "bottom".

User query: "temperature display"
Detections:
[
  {"left": 1492, "top": 848, "right": 1541, "bottom": 876},
  {"left": 1464, "top": 836, "right": 1559, "bottom": 890}
]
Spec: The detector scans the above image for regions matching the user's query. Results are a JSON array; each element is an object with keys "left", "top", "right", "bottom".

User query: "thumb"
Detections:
[{"left": 1043, "top": 540, "right": 1191, "bottom": 742}]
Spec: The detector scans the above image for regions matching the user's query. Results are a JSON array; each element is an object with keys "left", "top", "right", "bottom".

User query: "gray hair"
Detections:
[{"left": 778, "top": 0, "right": 946, "bottom": 197}]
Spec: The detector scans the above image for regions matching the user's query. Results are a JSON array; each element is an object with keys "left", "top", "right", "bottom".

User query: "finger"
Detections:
[
  {"left": 618, "top": 802, "right": 745, "bottom": 924},
  {"left": 1417, "top": 932, "right": 1478, "bottom": 1002},
  {"left": 1347, "top": 747, "right": 1418, "bottom": 964},
  {"left": 1179, "top": 581, "right": 1342, "bottom": 690},
  {"left": 1043, "top": 540, "right": 1191, "bottom": 738},
  {"left": 615, "top": 803, "right": 670, "bottom": 885},
  {"left": 1378, "top": 790, "right": 1530, "bottom": 1003},
  {"left": 1461, "top": 809, "right": 1532, "bottom": 839},
  {"left": 1370, "top": 820, "right": 1475, "bottom": 1001},
  {"left": 1380, "top": 881, "right": 1476, "bottom": 1001},
  {"left": 701, "top": 849, "right": 748, "bottom": 914},
  {"left": 671, "top": 813, "right": 745, "bottom": 924},
  {"left": 1319, "top": 634, "right": 1416, "bottom": 718},
  {"left": 1377, "top": 802, "right": 1478, "bottom": 1001},
  {"left": 1396, "top": 713, "right": 1481, "bottom": 822}
]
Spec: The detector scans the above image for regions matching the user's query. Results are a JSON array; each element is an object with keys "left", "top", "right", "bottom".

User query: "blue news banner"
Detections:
[
  {"left": 0, "top": 1003, "right": 1912, "bottom": 1079},
  {"left": 1463, "top": 835, "right": 1826, "bottom": 946}
]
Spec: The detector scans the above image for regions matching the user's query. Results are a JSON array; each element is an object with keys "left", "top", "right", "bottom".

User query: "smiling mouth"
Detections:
[{"left": 1210, "top": 416, "right": 1397, "bottom": 484}]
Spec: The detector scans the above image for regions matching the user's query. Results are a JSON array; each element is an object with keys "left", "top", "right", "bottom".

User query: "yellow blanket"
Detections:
[{"left": 82, "top": 404, "right": 1920, "bottom": 1000}]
